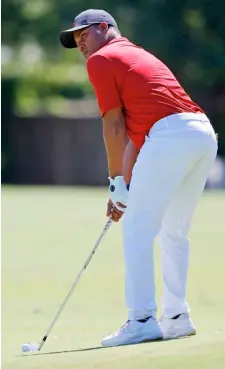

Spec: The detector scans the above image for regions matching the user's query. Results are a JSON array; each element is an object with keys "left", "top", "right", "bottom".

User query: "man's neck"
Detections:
[{"left": 104, "top": 32, "right": 121, "bottom": 46}]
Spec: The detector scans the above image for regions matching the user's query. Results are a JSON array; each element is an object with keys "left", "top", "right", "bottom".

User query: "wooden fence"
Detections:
[{"left": 7, "top": 116, "right": 108, "bottom": 185}]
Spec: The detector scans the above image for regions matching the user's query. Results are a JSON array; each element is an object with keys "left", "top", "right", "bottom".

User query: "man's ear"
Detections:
[{"left": 99, "top": 22, "right": 109, "bottom": 34}]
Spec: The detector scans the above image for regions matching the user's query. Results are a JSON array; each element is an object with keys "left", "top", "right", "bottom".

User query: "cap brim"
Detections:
[{"left": 59, "top": 24, "right": 90, "bottom": 48}]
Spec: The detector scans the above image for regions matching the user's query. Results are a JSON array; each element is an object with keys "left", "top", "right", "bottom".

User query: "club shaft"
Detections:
[{"left": 38, "top": 218, "right": 113, "bottom": 351}]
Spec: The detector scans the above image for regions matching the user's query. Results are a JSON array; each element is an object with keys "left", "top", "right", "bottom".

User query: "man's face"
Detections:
[{"left": 73, "top": 24, "right": 108, "bottom": 59}]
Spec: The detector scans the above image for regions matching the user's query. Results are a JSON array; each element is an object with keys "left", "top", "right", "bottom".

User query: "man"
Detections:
[{"left": 60, "top": 9, "right": 218, "bottom": 347}]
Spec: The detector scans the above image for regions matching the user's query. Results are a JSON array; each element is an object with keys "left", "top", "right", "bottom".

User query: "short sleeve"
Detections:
[{"left": 87, "top": 55, "right": 122, "bottom": 116}]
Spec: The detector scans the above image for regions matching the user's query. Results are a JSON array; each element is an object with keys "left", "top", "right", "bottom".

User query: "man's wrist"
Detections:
[
  {"left": 108, "top": 172, "right": 122, "bottom": 180},
  {"left": 109, "top": 174, "right": 130, "bottom": 190},
  {"left": 109, "top": 173, "right": 129, "bottom": 184}
]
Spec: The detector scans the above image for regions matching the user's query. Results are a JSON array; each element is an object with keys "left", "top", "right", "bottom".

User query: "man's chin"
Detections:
[
  {"left": 85, "top": 51, "right": 95, "bottom": 59},
  {"left": 83, "top": 46, "right": 103, "bottom": 59},
  {"left": 85, "top": 45, "right": 104, "bottom": 59},
  {"left": 82, "top": 52, "right": 88, "bottom": 59}
]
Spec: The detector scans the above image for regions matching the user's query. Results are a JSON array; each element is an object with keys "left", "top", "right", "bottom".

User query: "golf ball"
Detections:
[{"left": 21, "top": 343, "right": 39, "bottom": 352}]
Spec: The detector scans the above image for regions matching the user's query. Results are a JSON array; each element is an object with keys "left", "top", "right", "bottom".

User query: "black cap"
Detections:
[{"left": 60, "top": 9, "right": 118, "bottom": 49}]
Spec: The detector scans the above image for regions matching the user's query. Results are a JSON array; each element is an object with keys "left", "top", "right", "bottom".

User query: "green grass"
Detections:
[{"left": 2, "top": 187, "right": 225, "bottom": 369}]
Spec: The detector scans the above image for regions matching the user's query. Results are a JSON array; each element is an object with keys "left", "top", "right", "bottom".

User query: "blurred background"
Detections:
[
  {"left": 2, "top": 3, "right": 225, "bottom": 366},
  {"left": 1, "top": 0, "right": 225, "bottom": 186}
]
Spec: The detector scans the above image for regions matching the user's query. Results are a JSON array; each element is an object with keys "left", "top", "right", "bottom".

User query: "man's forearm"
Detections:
[
  {"left": 103, "top": 120, "right": 128, "bottom": 178},
  {"left": 123, "top": 140, "right": 140, "bottom": 185}
]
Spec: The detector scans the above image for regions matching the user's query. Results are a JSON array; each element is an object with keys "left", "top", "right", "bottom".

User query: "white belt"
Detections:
[{"left": 148, "top": 112, "right": 209, "bottom": 136}]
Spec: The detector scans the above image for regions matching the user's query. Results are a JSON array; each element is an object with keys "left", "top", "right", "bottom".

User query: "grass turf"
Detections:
[{"left": 2, "top": 187, "right": 225, "bottom": 369}]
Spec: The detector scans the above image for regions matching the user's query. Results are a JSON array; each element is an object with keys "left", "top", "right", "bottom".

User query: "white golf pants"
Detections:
[{"left": 123, "top": 113, "right": 218, "bottom": 320}]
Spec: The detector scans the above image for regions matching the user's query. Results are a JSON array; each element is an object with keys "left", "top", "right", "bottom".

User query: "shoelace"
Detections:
[{"left": 119, "top": 320, "right": 130, "bottom": 332}]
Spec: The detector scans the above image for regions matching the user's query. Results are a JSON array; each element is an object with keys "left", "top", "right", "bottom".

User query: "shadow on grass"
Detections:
[
  {"left": 18, "top": 337, "right": 179, "bottom": 357},
  {"left": 18, "top": 345, "right": 108, "bottom": 357}
]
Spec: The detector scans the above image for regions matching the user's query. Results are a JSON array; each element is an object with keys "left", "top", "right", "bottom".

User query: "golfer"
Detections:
[{"left": 60, "top": 9, "right": 218, "bottom": 347}]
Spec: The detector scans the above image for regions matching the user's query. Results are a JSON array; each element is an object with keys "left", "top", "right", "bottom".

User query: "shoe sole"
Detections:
[{"left": 163, "top": 328, "right": 196, "bottom": 340}]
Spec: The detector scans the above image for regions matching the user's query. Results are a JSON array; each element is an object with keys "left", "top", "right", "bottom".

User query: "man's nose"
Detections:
[{"left": 78, "top": 42, "right": 85, "bottom": 51}]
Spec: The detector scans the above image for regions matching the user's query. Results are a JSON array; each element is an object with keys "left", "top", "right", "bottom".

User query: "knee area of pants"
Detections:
[{"left": 159, "top": 232, "right": 189, "bottom": 245}]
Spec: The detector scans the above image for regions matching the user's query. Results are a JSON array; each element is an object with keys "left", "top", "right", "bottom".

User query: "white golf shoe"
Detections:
[
  {"left": 101, "top": 317, "right": 163, "bottom": 347},
  {"left": 159, "top": 313, "right": 196, "bottom": 340}
]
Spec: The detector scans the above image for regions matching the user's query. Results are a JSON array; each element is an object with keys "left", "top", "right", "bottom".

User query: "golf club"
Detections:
[{"left": 21, "top": 217, "right": 113, "bottom": 353}]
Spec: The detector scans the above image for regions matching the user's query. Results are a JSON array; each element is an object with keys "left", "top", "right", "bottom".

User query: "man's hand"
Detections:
[{"left": 106, "top": 199, "right": 126, "bottom": 222}]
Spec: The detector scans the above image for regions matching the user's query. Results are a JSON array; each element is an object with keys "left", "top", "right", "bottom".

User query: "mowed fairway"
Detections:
[{"left": 2, "top": 187, "right": 225, "bottom": 369}]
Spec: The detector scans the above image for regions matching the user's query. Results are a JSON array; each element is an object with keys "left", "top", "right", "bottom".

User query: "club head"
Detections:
[{"left": 21, "top": 343, "right": 39, "bottom": 352}]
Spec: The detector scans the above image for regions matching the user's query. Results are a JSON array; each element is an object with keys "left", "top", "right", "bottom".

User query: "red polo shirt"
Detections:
[{"left": 87, "top": 37, "right": 204, "bottom": 149}]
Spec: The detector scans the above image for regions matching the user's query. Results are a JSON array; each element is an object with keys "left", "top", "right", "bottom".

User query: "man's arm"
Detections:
[
  {"left": 103, "top": 107, "right": 128, "bottom": 178},
  {"left": 123, "top": 140, "right": 140, "bottom": 185}
]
